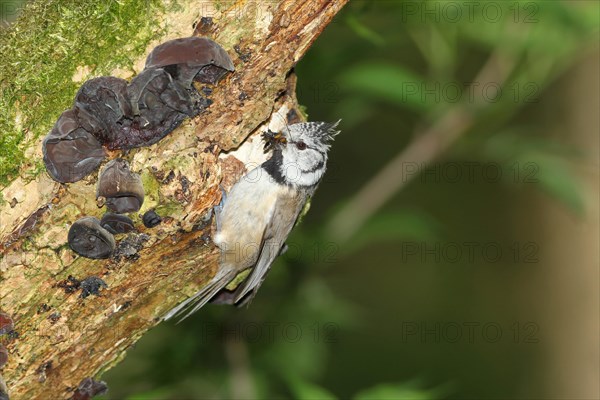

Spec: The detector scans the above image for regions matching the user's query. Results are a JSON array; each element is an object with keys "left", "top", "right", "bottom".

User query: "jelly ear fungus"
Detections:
[
  {"left": 128, "top": 68, "right": 197, "bottom": 117},
  {"left": 43, "top": 36, "right": 234, "bottom": 182},
  {"left": 41, "top": 36, "right": 235, "bottom": 264},
  {"left": 116, "top": 68, "right": 208, "bottom": 149},
  {"left": 74, "top": 76, "right": 133, "bottom": 141},
  {"left": 145, "top": 37, "right": 235, "bottom": 87},
  {"left": 68, "top": 217, "right": 116, "bottom": 259},
  {"left": 100, "top": 213, "right": 135, "bottom": 234},
  {"left": 42, "top": 109, "right": 106, "bottom": 183},
  {"left": 142, "top": 210, "right": 162, "bottom": 228},
  {"left": 97, "top": 159, "right": 145, "bottom": 214}
]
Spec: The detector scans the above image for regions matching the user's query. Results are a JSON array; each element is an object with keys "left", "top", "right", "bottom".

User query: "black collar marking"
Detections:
[{"left": 262, "top": 148, "right": 286, "bottom": 184}]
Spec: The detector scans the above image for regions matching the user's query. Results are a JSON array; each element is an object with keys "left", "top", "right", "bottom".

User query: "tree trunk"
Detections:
[{"left": 0, "top": 0, "right": 348, "bottom": 398}]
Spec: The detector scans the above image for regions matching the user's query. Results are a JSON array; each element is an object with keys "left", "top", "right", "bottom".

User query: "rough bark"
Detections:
[{"left": 0, "top": 0, "right": 348, "bottom": 398}]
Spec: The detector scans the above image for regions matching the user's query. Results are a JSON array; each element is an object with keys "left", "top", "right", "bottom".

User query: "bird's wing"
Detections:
[
  {"left": 163, "top": 176, "right": 281, "bottom": 321},
  {"left": 233, "top": 190, "right": 309, "bottom": 303}
]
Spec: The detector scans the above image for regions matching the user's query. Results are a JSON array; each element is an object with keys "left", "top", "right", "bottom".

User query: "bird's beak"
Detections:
[{"left": 262, "top": 130, "right": 287, "bottom": 152}]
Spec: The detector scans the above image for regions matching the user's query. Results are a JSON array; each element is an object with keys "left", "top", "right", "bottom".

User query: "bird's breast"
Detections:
[{"left": 214, "top": 167, "right": 297, "bottom": 269}]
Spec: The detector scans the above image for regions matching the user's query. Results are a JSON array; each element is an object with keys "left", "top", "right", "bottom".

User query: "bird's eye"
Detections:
[{"left": 296, "top": 141, "right": 307, "bottom": 150}]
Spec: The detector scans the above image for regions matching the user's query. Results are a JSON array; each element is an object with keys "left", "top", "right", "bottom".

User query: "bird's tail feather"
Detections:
[{"left": 162, "top": 268, "right": 235, "bottom": 322}]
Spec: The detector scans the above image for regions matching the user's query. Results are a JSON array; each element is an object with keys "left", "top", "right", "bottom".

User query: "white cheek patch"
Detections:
[
  {"left": 294, "top": 168, "right": 326, "bottom": 187},
  {"left": 282, "top": 147, "right": 322, "bottom": 171},
  {"left": 281, "top": 162, "right": 301, "bottom": 183},
  {"left": 279, "top": 159, "right": 326, "bottom": 187},
  {"left": 300, "top": 150, "right": 322, "bottom": 170}
]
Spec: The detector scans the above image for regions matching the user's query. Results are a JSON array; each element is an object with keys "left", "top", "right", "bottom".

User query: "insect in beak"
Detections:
[{"left": 262, "top": 130, "right": 287, "bottom": 152}]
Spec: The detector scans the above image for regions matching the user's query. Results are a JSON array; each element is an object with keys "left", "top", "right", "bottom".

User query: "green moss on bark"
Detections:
[{"left": 0, "top": 0, "right": 168, "bottom": 187}]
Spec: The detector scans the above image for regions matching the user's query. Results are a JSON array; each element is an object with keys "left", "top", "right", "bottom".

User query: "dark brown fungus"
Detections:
[
  {"left": 73, "top": 76, "right": 132, "bottom": 140},
  {"left": 68, "top": 217, "right": 115, "bottom": 259},
  {"left": 142, "top": 210, "right": 162, "bottom": 228},
  {"left": 110, "top": 68, "right": 208, "bottom": 149},
  {"left": 71, "top": 377, "right": 108, "bottom": 400},
  {"left": 97, "top": 159, "right": 144, "bottom": 213},
  {"left": 0, "top": 313, "right": 13, "bottom": 336},
  {"left": 129, "top": 68, "right": 197, "bottom": 116},
  {"left": 42, "top": 109, "right": 106, "bottom": 183},
  {"left": 86, "top": 68, "right": 210, "bottom": 150},
  {"left": 79, "top": 277, "right": 108, "bottom": 299},
  {"left": 145, "top": 37, "right": 234, "bottom": 87},
  {"left": 113, "top": 233, "right": 150, "bottom": 260},
  {"left": 100, "top": 213, "right": 135, "bottom": 234},
  {"left": 71, "top": 76, "right": 128, "bottom": 149}
]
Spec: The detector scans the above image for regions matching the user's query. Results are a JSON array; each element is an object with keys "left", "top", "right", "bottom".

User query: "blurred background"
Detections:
[{"left": 3, "top": 1, "right": 599, "bottom": 399}]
